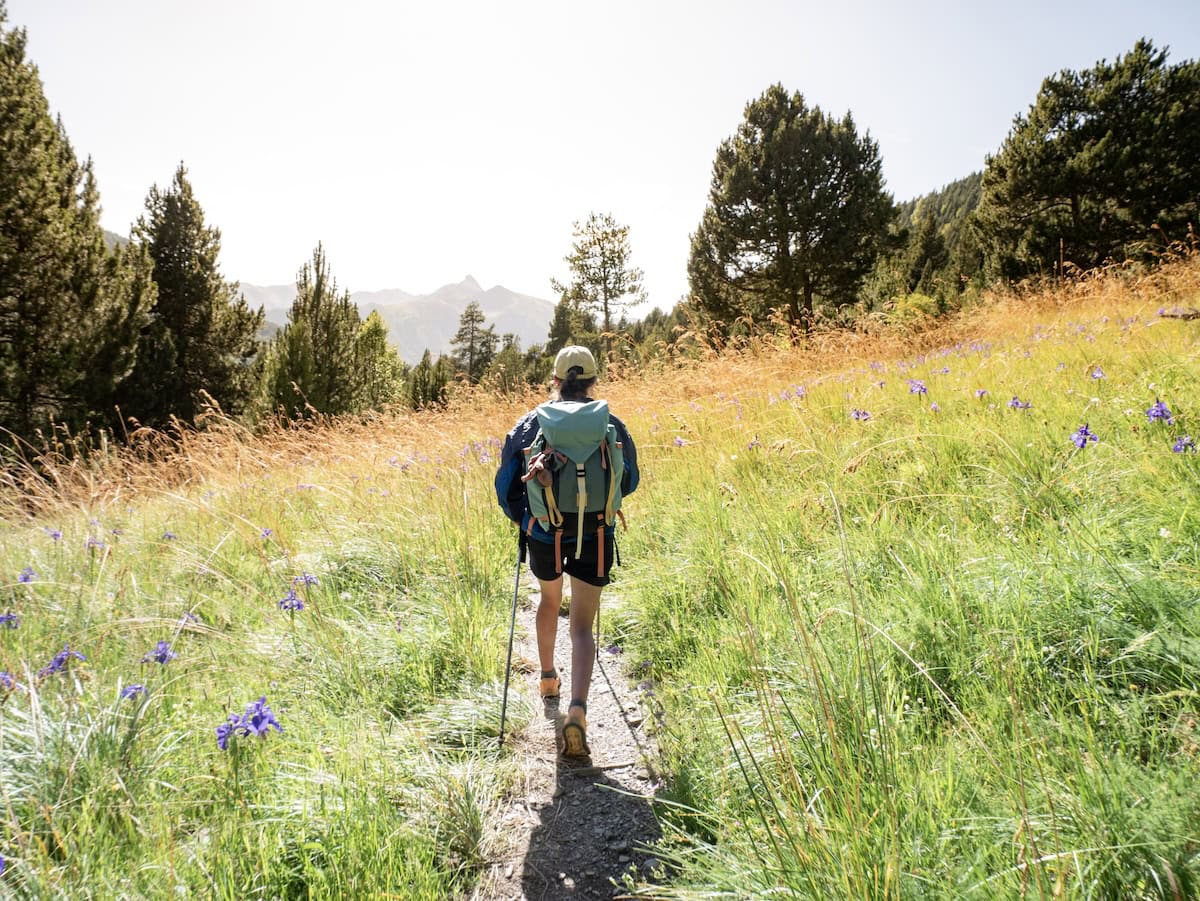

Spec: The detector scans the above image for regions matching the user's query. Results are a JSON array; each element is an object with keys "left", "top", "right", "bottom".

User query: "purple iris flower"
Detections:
[
  {"left": 216, "top": 696, "right": 284, "bottom": 750},
  {"left": 1, "top": 672, "right": 15, "bottom": 691},
  {"left": 0, "top": 613, "right": 20, "bottom": 629},
  {"left": 1146, "top": 399, "right": 1174, "bottom": 425},
  {"left": 1091, "top": 366, "right": 1105, "bottom": 380},
  {"left": 975, "top": 389, "right": 989, "bottom": 399},
  {"left": 121, "top": 684, "right": 146, "bottom": 700},
  {"left": 17, "top": 566, "right": 35, "bottom": 583},
  {"left": 1008, "top": 397, "right": 1032, "bottom": 410},
  {"left": 142, "top": 640, "right": 176, "bottom": 665},
  {"left": 292, "top": 573, "right": 319, "bottom": 587},
  {"left": 278, "top": 590, "right": 304, "bottom": 611},
  {"left": 1173, "top": 435, "right": 1195, "bottom": 453},
  {"left": 851, "top": 409, "right": 871, "bottom": 421},
  {"left": 1070, "top": 424, "right": 1098, "bottom": 449},
  {"left": 908, "top": 379, "right": 928, "bottom": 395},
  {"left": 38, "top": 644, "right": 86, "bottom": 678}
]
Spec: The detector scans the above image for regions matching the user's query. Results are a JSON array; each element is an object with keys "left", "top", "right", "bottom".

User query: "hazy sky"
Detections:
[{"left": 7, "top": 0, "right": 1199, "bottom": 312}]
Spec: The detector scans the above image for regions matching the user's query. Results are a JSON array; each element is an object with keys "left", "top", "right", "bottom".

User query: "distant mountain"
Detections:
[
  {"left": 103, "top": 229, "right": 129, "bottom": 250},
  {"left": 239, "top": 276, "right": 554, "bottom": 364}
]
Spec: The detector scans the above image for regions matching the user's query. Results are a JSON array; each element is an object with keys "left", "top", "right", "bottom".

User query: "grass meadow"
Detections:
[{"left": 1, "top": 259, "right": 1198, "bottom": 898}]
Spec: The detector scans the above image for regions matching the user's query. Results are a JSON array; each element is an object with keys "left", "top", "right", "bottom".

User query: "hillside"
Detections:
[
  {"left": 1, "top": 258, "right": 1198, "bottom": 897},
  {"left": 240, "top": 276, "right": 555, "bottom": 363}
]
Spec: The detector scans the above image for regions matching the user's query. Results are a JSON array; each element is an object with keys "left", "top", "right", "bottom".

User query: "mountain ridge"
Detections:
[{"left": 240, "top": 276, "right": 554, "bottom": 364}]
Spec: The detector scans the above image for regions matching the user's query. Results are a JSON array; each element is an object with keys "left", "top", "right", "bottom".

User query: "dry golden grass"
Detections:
[{"left": 3, "top": 255, "right": 1197, "bottom": 520}]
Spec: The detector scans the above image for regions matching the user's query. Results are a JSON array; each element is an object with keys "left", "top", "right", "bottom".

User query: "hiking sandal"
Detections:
[{"left": 562, "top": 701, "right": 590, "bottom": 758}]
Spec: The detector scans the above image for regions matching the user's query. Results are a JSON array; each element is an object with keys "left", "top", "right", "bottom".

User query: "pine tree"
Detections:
[
  {"left": 0, "top": 7, "right": 154, "bottom": 440},
  {"left": 551, "top": 213, "right": 644, "bottom": 355},
  {"left": 449, "top": 300, "right": 498, "bottom": 384},
  {"left": 687, "top": 84, "right": 894, "bottom": 332},
  {"left": 257, "top": 244, "right": 362, "bottom": 418},
  {"left": 118, "top": 164, "right": 263, "bottom": 428},
  {"left": 975, "top": 40, "right": 1200, "bottom": 279},
  {"left": 407, "top": 349, "right": 452, "bottom": 409},
  {"left": 355, "top": 311, "right": 406, "bottom": 409},
  {"left": 545, "top": 293, "right": 600, "bottom": 358}
]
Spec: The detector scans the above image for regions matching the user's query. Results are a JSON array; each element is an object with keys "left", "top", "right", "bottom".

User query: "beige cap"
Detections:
[{"left": 553, "top": 345, "right": 598, "bottom": 380}]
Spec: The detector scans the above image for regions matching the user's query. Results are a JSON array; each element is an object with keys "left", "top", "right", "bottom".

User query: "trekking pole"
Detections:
[{"left": 498, "top": 532, "right": 527, "bottom": 748}]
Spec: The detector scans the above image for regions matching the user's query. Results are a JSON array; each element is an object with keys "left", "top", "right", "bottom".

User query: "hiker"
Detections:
[{"left": 495, "top": 345, "right": 639, "bottom": 757}]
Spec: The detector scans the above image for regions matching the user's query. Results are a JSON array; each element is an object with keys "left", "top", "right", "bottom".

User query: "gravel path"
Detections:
[{"left": 472, "top": 573, "right": 664, "bottom": 900}]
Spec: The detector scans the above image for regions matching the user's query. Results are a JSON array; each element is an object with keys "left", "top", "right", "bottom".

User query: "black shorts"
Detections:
[{"left": 527, "top": 532, "right": 615, "bottom": 587}]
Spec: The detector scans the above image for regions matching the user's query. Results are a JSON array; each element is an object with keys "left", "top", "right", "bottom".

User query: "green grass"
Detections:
[
  {"left": 610, "top": 307, "right": 1200, "bottom": 898},
  {"left": 1, "top": 281, "right": 1199, "bottom": 897}
]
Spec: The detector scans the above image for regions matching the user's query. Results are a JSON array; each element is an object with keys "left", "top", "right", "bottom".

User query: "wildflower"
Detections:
[
  {"left": 1, "top": 672, "right": 15, "bottom": 691},
  {"left": 241, "top": 696, "right": 283, "bottom": 738},
  {"left": 673, "top": 436, "right": 687, "bottom": 447},
  {"left": 1056, "top": 362, "right": 1067, "bottom": 371},
  {"left": 748, "top": 435, "right": 762, "bottom": 450},
  {"left": 935, "top": 366, "right": 950, "bottom": 374},
  {"left": 216, "top": 696, "right": 283, "bottom": 750},
  {"left": 1173, "top": 435, "right": 1196, "bottom": 453},
  {"left": 17, "top": 566, "right": 35, "bottom": 583},
  {"left": 851, "top": 409, "right": 871, "bottom": 421},
  {"left": 142, "top": 640, "right": 177, "bottom": 665},
  {"left": 38, "top": 644, "right": 86, "bottom": 678},
  {"left": 278, "top": 590, "right": 304, "bottom": 611},
  {"left": 1091, "top": 366, "right": 1105, "bottom": 380},
  {"left": 260, "top": 527, "right": 273, "bottom": 539},
  {"left": 179, "top": 611, "right": 200, "bottom": 624},
  {"left": 162, "top": 531, "right": 177, "bottom": 541},
  {"left": 121, "top": 684, "right": 146, "bottom": 700},
  {"left": 908, "top": 379, "right": 928, "bottom": 395},
  {"left": 45, "top": 527, "right": 62, "bottom": 540},
  {"left": 85, "top": 536, "right": 105, "bottom": 550},
  {"left": 292, "top": 572, "right": 318, "bottom": 586},
  {"left": 1070, "top": 424, "right": 1098, "bottom": 449},
  {"left": 215, "top": 714, "right": 241, "bottom": 751},
  {"left": 604, "top": 644, "right": 624, "bottom": 655},
  {"left": 1008, "top": 397, "right": 1032, "bottom": 410},
  {"left": 1146, "top": 399, "right": 1174, "bottom": 425},
  {"left": 930, "top": 402, "right": 940, "bottom": 413},
  {"left": 975, "top": 389, "right": 989, "bottom": 399},
  {"left": 0, "top": 613, "right": 20, "bottom": 629}
]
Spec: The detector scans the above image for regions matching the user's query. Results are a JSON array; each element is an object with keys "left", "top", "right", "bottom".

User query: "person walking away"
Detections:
[{"left": 494, "top": 346, "right": 639, "bottom": 756}]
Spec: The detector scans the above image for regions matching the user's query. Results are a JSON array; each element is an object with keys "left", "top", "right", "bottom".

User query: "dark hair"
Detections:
[{"left": 554, "top": 371, "right": 597, "bottom": 402}]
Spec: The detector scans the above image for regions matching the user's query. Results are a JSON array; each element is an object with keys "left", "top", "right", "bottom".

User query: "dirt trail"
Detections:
[{"left": 472, "top": 573, "right": 664, "bottom": 900}]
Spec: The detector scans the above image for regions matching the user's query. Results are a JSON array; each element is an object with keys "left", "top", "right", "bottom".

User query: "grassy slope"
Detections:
[{"left": 1, "top": 260, "right": 1198, "bottom": 898}]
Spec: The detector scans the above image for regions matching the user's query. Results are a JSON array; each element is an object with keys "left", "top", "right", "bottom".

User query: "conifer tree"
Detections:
[
  {"left": 545, "top": 294, "right": 600, "bottom": 358},
  {"left": 0, "top": 6, "right": 154, "bottom": 440},
  {"left": 975, "top": 40, "right": 1200, "bottom": 279},
  {"left": 355, "top": 311, "right": 406, "bottom": 409},
  {"left": 551, "top": 213, "right": 644, "bottom": 355},
  {"left": 118, "top": 164, "right": 263, "bottom": 427},
  {"left": 406, "top": 349, "right": 452, "bottom": 409},
  {"left": 688, "top": 84, "right": 893, "bottom": 331},
  {"left": 449, "top": 300, "right": 498, "bottom": 384},
  {"left": 256, "top": 245, "right": 404, "bottom": 418}
]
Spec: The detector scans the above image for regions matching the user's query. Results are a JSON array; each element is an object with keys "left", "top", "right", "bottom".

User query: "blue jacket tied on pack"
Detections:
[{"left": 495, "top": 406, "right": 639, "bottom": 543}]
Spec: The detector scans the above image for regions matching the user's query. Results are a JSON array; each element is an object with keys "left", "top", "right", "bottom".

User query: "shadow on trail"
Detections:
[{"left": 521, "top": 658, "right": 663, "bottom": 900}]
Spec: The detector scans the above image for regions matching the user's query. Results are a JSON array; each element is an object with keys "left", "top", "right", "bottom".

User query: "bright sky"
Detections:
[{"left": 8, "top": 0, "right": 1199, "bottom": 313}]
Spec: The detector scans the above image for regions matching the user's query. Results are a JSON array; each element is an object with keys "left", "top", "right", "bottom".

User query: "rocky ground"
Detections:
[{"left": 471, "top": 573, "right": 665, "bottom": 900}]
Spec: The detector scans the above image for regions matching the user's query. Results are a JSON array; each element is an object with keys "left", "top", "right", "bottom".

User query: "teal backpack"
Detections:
[{"left": 521, "top": 399, "right": 625, "bottom": 573}]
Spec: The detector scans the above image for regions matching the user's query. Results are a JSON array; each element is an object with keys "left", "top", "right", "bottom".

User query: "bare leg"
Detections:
[
  {"left": 536, "top": 576, "right": 563, "bottom": 675},
  {"left": 566, "top": 576, "right": 603, "bottom": 705}
]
